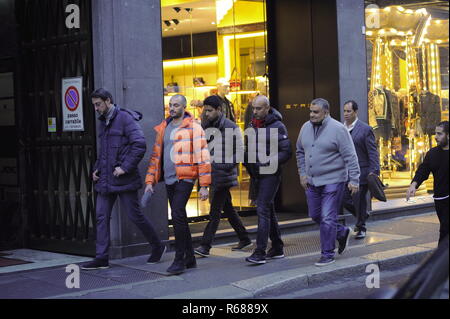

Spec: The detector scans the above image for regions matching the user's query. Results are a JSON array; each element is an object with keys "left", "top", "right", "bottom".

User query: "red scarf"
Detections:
[{"left": 252, "top": 118, "right": 265, "bottom": 128}]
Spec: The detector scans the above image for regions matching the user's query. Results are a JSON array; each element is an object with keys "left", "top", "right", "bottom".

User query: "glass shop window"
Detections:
[
  {"left": 365, "top": 3, "right": 449, "bottom": 207},
  {"left": 160, "top": 0, "right": 269, "bottom": 219}
]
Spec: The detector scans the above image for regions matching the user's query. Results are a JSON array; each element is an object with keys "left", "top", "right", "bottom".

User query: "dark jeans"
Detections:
[
  {"left": 306, "top": 182, "right": 348, "bottom": 259},
  {"left": 166, "top": 181, "right": 195, "bottom": 261},
  {"left": 96, "top": 191, "right": 162, "bottom": 260},
  {"left": 342, "top": 184, "right": 370, "bottom": 232},
  {"left": 201, "top": 187, "right": 249, "bottom": 249},
  {"left": 435, "top": 198, "right": 449, "bottom": 246},
  {"left": 255, "top": 174, "right": 284, "bottom": 255}
]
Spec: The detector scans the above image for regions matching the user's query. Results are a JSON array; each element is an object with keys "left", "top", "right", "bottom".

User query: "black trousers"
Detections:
[
  {"left": 435, "top": 198, "right": 449, "bottom": 246},
  {"left": 200, "top": 187, "right": 249, "bottom": 249},
  {"left": 342, "top": 184, "right": 370, "bottom": 232},
  {"left": 166, "top": 181, "right": 194, "bottom": 261}
]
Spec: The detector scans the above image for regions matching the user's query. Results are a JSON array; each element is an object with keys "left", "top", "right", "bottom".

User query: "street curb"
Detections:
[
  {"left": 157, "top": 246, "right": 435, "bottom": 299},
  {"left": 239, "top": 248, "right": 434, "bottom": 298}
]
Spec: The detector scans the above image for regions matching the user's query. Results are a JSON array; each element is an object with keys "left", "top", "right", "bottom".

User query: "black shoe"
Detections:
[
  {"left": 80, "top": 258, "right": 109, "bottom": 270},
  {"left": 166, "top": 260, "right": 186, "bottom": 275},
  {"left": 245, "top": 251, "right": 266, "bottom": 264},
  {"left": 147, "top": 244, "right": 167, "bottom": 264},
  {"left": 338, "top": 227, "right": 352, "bottom": 255},
  {"left": 194, "top": 246, "right": 210, "bottom": 257},
  {"left": 231, "top": 239, "right": 252, "bottom": 251},
  {"left": 315, "top": 256, "right": 335, "bottom": 267},
  {"left": 266, "top": 247, "right": 285, "bottom": 259},
  {"left": 185, "top": 256, "right": 197, "bottom": 269},
  {"left": 355, "top": 230, "right": 366, "bottom": 240}
]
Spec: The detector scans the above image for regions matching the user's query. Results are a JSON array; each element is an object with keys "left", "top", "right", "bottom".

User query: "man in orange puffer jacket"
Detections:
[{"left": 145, "top": 94, "right": 211, "bottom": 275}]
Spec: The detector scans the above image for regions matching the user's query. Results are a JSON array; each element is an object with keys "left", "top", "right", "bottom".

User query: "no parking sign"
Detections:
[{"left": 62, "top": 77, "right": 85, "bottom": 131}]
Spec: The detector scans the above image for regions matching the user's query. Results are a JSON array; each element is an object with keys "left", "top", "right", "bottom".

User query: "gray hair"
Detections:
[
  {"left": 311, "top": 98, "right": 330, "bottom": 111},
  {"left": 171, "top": 94, "right": 187, "bottom": 106}
]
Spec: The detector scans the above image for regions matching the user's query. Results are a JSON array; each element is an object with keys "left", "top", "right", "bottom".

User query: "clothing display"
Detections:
[{"left": 419, "top": 91, "right": 442, "bottom": 135}]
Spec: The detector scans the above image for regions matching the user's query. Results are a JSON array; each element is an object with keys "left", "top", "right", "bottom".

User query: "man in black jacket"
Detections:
[
  {"left": 407, "top": 121, "right": 449, "bottom": 245},
  {"left": 194, "top": 96, "right": 251, "bottom": 257},
  {"left": 244, "top": 95, "right": 292, "bottom": 264}
]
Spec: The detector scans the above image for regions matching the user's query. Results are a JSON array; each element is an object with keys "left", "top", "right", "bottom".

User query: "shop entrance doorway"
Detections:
[{"left": 14, "top": 0, "right": 96, "bottom": 256}]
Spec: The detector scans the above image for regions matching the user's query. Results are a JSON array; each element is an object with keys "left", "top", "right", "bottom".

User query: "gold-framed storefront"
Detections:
[
  {"left": 365, "top": 3, "right": 449, "bottom": 206},
  {"left": 160, "top": 0, "right": 269, "bottom": 219}
]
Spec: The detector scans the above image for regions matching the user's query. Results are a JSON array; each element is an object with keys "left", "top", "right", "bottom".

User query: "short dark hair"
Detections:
[
  {"left": 203, "top": 95, "right": 223, "bottom": 110},
  {"left": 437, "top": 121, "right": 449, "bottom": 135},
  {"left": 344, "top": 100, "right": 359, "bottom": 112},
  {"left": 91, "top": 88, "right": 114, "bottom": 104}
]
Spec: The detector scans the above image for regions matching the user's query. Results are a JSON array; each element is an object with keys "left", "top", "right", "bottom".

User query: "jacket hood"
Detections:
[
  {"left": 121, "top": 107, "right": 143, "bottom": 121},
  {"left": 264, "top": 107, "right": 283, "bottom": 125},
  {"left": 203, "top": 113, "right": 225, "bottom": 130}
]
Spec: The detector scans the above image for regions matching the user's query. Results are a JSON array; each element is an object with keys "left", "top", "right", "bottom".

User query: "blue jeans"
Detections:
[
  {"left": 306, "top": 182, "right": 348, "bottom": 259},
  {"left": 255, "top": 174, "right": 284, "bottom": 255},
  {"left": 95, "top": 191, "right": 162, "bottom": 260}
]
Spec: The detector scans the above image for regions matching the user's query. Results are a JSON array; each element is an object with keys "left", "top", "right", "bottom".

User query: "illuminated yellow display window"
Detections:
[
  {"left": 161, "top": 0, "right": 269, "bottom": 219},
  {"left": 365, "top": 3, "right": 448, "bottom": 202}
]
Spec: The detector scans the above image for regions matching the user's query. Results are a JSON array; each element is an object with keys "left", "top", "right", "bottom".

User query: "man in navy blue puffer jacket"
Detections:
[
  {"left": 244, "top": 95, "right": 292, "bottom": 265},
  {"left": 81, "top": 89, "right": 165, "bottom": 270}
]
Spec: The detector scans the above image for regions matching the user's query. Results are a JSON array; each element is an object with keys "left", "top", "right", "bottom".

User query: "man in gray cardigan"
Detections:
[{"left": 296, "top": 98, "right": 360, "bottom": 267}]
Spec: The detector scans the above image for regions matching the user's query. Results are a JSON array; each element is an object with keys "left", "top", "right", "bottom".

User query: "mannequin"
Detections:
[
  {"left": 216, "top": 78, "right": 236, "bottom": 123},
  {"left": 190, "top": 78, "right": 236, "bottom": 123}
]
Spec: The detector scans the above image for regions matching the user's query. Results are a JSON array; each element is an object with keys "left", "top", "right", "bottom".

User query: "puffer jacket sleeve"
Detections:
[
  {"left": 120, "top": 113, "right": 147, "bottom": 174},
  {"left": 145, "top": 128, "right": 162, "bottom": 185},
  {"left": 276, "top": 122, "right": 292, "bottom": 166},
  {"left": 193, "top": 122, "right": 212, "bottom": 187}
]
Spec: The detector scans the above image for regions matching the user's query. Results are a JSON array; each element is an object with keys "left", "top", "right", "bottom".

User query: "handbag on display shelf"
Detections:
[{"left": 229, "top": 67, "right": 241, "bottom": 91}]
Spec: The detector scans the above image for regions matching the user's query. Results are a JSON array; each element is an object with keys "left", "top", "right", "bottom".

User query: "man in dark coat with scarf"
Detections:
[
  {"left": 81, "top": 89, "right": 165, "bottom": 270},
  {"left": 194, "top": 95, "right": 251, "bottom": 257},
  {"left": 244, "top": 95, "right": 292, "bottom": 264}
]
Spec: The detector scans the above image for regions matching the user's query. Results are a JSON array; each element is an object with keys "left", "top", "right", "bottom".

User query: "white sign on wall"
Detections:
[{"left": 62, "top": 77, "right": 85, "bottom": 132}]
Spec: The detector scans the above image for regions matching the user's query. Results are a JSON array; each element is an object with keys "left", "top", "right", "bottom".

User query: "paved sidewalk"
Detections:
[{"left": 0, "top": 212, "right": 440, "bottom": 299}]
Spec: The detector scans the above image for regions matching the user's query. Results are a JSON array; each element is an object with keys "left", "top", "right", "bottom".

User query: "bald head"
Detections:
[
  {"left": 253, "top": 95, "right": 270, "bottom": 108},
  {"left": 252, "top": 95, "right": 271, "bottom": 120}
]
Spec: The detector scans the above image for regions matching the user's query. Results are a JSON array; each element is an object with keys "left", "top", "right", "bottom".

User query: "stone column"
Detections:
[
  {"left": 336, "top": 0, "right": 369, "bottom": 123},
  {"left": 92, "top": 0, "right": 168, "bottom": 259}
]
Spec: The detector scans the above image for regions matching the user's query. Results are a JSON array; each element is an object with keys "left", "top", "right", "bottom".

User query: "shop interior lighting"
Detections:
[
  {"left": 216, "top": 0, "right": 234, "bottom": 25},
  {"left": 223, "top": 31, "right": 267, "bottom": 80},
  {"left": 163, "top": 56, "right": 218, "bottom": 68}
]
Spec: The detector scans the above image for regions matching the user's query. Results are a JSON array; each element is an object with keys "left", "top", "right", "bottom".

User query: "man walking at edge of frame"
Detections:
[{"left": 407, "top": 121, "right": 449, "bottom": 246}]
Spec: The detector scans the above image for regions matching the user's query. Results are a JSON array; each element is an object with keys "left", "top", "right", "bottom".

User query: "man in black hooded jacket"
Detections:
[
  {"left": 194, "top": 96, "right": 251, "bottom": 257},
  {"left": 244, "top": 95, "right": 292, "bottom": 264}
]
